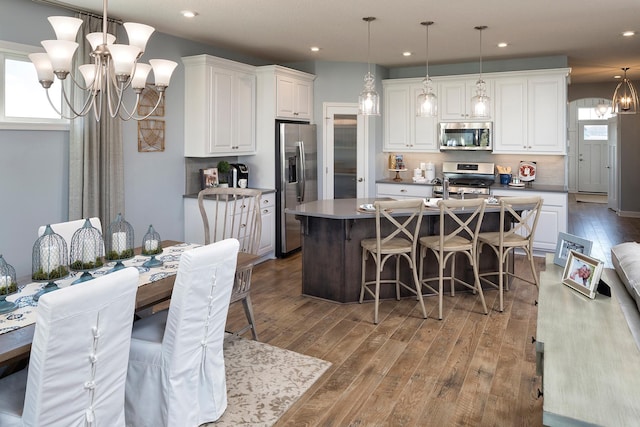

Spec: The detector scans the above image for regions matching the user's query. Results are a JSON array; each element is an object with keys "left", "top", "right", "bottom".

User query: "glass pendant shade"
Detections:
[
  {"left": 595, "top": 102, "right": 610, "bottom": 118},
  {"left": 359, "top": 17, "right": 380, "bottom": 116},
  {"left": 470, "top": 26, "right": 491, "bottom": 119},
  {"left": 359, "top": 72, "right": 380, "bottom": 116},
  {"left": 417, "top": 21, "right": 437, "bottom": 117},
  {"left": 612, "top": 68, "right": 639, "bottom": 114}
]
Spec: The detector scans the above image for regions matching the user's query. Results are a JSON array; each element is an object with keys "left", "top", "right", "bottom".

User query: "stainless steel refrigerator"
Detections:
[{"left": 276, "top": 121, "right": 317, "bottom": 257}]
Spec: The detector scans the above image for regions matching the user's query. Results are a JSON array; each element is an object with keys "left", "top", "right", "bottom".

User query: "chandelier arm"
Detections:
[
  {"left": 55, "top": 83, "right": 96, "bottom": 119},
  {"left": 119, "top": 92, "right": 165, "bottom": 121}
]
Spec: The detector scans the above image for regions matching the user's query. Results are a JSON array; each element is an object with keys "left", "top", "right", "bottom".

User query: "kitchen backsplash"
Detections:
[
  {"left": 381, "top": 151, "right": 566, "bottom": 186},
  {"left": 184, "top": 157, "right": 238, "bottom": 195}
]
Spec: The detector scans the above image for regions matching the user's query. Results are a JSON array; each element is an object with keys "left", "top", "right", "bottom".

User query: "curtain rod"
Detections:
[{"left": 32, "top": 0, "right": 123, "bottom": 24}]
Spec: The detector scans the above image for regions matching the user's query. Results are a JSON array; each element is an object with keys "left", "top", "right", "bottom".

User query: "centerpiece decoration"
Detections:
[
  {"left": 32, "top": 225, "right": 69, "bottom": 301},
  {"left": 69, "top": 219, "right": 104, "bottom": 284},
  {"left": 141, "top": 224, "right": 163, "bottom": 268},
  {"left": 105, "top": 213, "right": 135, "bottom": 272},
  {"left": 0, "top": 255, "right": 18, "bottom": 314}
]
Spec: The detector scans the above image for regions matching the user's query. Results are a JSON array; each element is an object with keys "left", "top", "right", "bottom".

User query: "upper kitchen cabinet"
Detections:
[
  {"left": 258, "top": 66, "right": 315, "bottom": 121},
  {"left": 183, "top": 55, "right": 257, "bottom": 157},
  {"left": 493, "top": 69, "right": 570, "bottom": 155},
  {"left": 438, "top": 78, "right": 494, "bottom": 121},
  {"left": 382, "top": 79, "right": 438, "bottom": 152}
]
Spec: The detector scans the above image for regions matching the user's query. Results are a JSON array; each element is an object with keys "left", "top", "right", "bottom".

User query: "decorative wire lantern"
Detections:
[
  {"left": 0, "top": 255, "right": 18, "bottom": 314},
  {"left": 105, "top": 213, "right": 135, "bottom": 272},
  {"left": 69, "top": 219, "right": 105, "bottom": 284},
  {"left": 32, "top": 224, "right": 69, "bottom": 301},
  {"left": 141, "top": 224, "right": 163, "bottom": 268}
]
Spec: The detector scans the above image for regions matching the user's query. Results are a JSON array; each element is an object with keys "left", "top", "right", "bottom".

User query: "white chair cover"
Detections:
[
  {"left": 38, "top": 217, "right": 105, "bottom": 253},
  {"left": 0, "top": 267, "right": 139, "bottom": 427},
  {"left": 125, "top": 238, "right": 239, "bottom": 427}
]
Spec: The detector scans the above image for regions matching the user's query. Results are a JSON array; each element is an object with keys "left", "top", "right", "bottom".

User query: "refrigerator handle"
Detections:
[{"left": 297, "top": 140, "right": 306, "bottom": 202}]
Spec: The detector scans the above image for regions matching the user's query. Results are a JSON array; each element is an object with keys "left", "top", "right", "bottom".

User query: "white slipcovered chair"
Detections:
[
  {"left": 124, "top": 238, "right": 239, "bottom": 427},
  {"left": 0, "top": 267, "right": 139, "bottom": 426},
  {"left": 38, "top": 217, "right": 104, "bottom": 250}
]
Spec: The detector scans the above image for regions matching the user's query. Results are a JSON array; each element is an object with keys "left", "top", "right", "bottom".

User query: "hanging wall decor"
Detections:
[{"left": 138, "top": 119, "right": 165, "bottom": 152}]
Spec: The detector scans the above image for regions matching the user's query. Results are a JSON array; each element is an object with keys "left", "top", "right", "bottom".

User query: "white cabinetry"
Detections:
[
  {"left": 183, "top": 55, "right": 256, "bottom": 157},
  {"left": 382, "top": 79, "right": 438, "bottom": 152},
  {"left": 183, "top": 192, "right": 276, "bottom": 261},
  {"left": 376, "top": 183, "right": 433, "bottom": 199},
  {"left": 276, "top": 71, "right": 314, "bottom": 120},
  {"left": 491, "top": 189, "right": 567, "bottom": 253},
  {"left": 438, "top": 78, "right": 494, "bottom": 121},
  {"left": 493, "top": 70, "right": 569, "bottom": 154}
]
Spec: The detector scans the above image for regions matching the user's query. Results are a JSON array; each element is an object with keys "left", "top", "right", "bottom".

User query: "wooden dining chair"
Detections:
[
  {"left": 0, "top": 267, "right": 139, "bottom": 427},
  {"left": 477, "top": 196, "right": 543, "bottom": 312},
  {"left": 197, "top": 187, "right": 262, "bottom": 340},
  {"left": 419, "top": 198, "right": 488, "bottom": 320},
  {"left": 125, "top": 239, "right": 239, "bottom": 426},
  {"left": 359, "top": 199, "right": 428, "bottom": 325}
]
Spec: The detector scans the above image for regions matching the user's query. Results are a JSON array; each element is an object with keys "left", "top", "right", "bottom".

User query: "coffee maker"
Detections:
[{"left": 229, "top": 163, "right": 249, "bottom": 187}]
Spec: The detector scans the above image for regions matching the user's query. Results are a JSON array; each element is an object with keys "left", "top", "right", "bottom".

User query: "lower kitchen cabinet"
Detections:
[
  {"left": 183, "top": 191, "right": 276, "bottom": 261},
  {"left": 376, "top": 182, "right": 433, "bottom": 199},
  {"left": 491, "top": 189, "right": 567, "bottom": 252}
]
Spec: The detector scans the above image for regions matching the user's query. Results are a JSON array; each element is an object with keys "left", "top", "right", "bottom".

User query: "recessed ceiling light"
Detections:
[
  {"left": 498, "top": 42, "right": 508, "bottom": 48},
  {"left": 181, "top": 10, "right": 198, "bottom": 18},
  {"left": 622, "top": 30, "right": 635, "bottom": 37},
  {"left": 614, "top": 75, "right": 622, "bottom": 79},
  {"left": 402, "top": 51, "right": 412, "bottom": 57},
  {"left": 310, "top": 46, "right": 320, "bottom": 52}
]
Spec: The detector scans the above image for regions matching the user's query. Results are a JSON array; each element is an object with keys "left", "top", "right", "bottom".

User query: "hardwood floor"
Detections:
[{"left": 225, "top": 195, "right": 640, "bottom": 426}]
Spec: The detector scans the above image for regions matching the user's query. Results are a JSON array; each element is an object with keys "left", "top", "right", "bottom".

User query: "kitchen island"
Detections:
[{"left": 287, "top": 198, "right": 510, "bottom": 303}]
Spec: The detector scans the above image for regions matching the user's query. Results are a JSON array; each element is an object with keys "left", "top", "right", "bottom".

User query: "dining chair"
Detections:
[
  {"left": 419, "top": 198, "right": 488, "bottom": 320},
  {"left": 198, "top": 187, "right": 262, "bottom": 340},
  {"left": 124, "top": 238, "right": 239, "bottom": 427},
  {"left": 38, "top": 217, "right": 104, "bottom": 251},
  {"left": 477, "top": 196, "right": 543, "bottom": 312},
  {"left": 359, "top": 199, "right": 428, "bottom": 325},
  {"left": 0, "top": 267, "right": 139, "bottom": 427}
]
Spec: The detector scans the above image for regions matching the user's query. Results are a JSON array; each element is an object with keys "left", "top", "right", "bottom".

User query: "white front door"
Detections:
[
  {"left": 578, "top": 121, "right": 608, "bottom": 193},
  {"left": 322, "top": 103, "right": 367, "bottom": 199}
]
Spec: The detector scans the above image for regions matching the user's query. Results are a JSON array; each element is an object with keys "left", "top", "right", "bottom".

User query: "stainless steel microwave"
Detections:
[{"left": 439, "top": 122, "right": 492, "bottom": 151}]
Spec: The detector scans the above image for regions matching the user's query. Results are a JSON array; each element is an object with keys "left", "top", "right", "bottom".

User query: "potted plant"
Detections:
[{"left": 217, "top": 161, "right": 230, "bottom": 187}]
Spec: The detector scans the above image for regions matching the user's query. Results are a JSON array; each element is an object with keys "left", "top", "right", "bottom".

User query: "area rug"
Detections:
[
  {"left": 205, "top": 335, "right": 332, "bottom": 426},
  {"left": 575, "top": 193, "right": 608, "bottom": 204}
]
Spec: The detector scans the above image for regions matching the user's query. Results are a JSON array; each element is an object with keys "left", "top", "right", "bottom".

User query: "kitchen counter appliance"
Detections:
[
  {"left": 433, "top": 161, "right": 495, "bottom": 196},
  {"left": 229, "top": 163, "right": 249, "bottom": 188},
  {"left": 439, "top": 122, "right": 492, "bottom": 151}
]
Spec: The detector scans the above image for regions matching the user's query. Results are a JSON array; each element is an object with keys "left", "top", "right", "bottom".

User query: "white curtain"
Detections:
[{"left": 68, "top": 13, "right": 124, "bottom": 230}]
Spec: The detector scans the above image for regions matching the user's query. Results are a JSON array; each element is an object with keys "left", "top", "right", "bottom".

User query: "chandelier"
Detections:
[
  {"left": 612, "top": 67, "right": 638, "bottom": 114},
  {"left": 29, "top": 0, "right": 177, "bottom": 121},
  {"left": 470, "top": 25, "right": 491, "bottom": 119},
  {"left": 416, "top": 21, "right": 437, "bottom": 117},
  {"left": 358, "top": 17, "right": 380, "bottom": 116}
]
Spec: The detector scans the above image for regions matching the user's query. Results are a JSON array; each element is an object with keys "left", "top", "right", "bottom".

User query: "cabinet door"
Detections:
[
  {"left": 439, "top": 80, "right": 468, "bottom": 120},
  {"left": 528, "top": 75, "right": 566, "bottom": 154},
  {"left": 494, "top": 77, "right": 528, "bottom": 153},
  {"left": 276, "top": 75, "right": 312, "bottom": 120},
  {"left": 234, "top": 71, "right": 257, "bottom": 153},
  {"left": 258, "top": 205, "right": 275, "bottom": 256},
  {"left": 411, "top": 85, "right": 438, "bottom": 151},
  {"left": 293, "top": 80, "right": 313, "bottom": 120},
  {"left": 376, "top": 183, "right": 432, "bottom": 199},
  {"left": 383, "top": 85, "right": 411, "bottom": 151},
  {"left": 209, "top": 67, "right": 234, "bottom": 153}
]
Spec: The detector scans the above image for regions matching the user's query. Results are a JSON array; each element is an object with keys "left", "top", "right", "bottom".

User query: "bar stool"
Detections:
[
  {"left": 477, "top": 196, "right": 543, "bottom": 312},
  {"left": 359, "top": 199, "right": 428, "bottom": 324},
  {"left": 419, "top": 198, "right": 488, "bottom": 320}
]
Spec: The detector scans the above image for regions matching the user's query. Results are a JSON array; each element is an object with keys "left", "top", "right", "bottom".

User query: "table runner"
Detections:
[{"left": 0, "top": 243, "right": 200, "bottom": 335}]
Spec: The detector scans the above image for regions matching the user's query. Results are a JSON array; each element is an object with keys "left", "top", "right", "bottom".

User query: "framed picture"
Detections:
[
  {"left": 200, "top": 168, "right": 218, "bottom": 189},
  {"left": 561, "top": 250, "right": 603, "bottom": 299},
  {"left": 553, "top": 232, "right": 593, "bottom": 267}
]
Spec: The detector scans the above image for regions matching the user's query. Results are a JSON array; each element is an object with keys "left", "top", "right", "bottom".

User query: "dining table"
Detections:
[{"left": 0, "top": 240, "right": 257, "bottom": 368}]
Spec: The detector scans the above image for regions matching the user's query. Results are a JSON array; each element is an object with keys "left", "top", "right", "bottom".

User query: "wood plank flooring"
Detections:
[{"left": 225, "top": 194, "right": 640, "bottom": 426}]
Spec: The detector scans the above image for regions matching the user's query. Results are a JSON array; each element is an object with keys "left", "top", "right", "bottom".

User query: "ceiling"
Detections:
[{"left": 43, "top": 0, "right": 640, "bottom": 84}]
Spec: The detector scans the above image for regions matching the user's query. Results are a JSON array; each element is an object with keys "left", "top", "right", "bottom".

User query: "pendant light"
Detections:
[
  {"left": 358, "top": 17, "right": 380, "bottom": 116},
  {"left": 470, "top": 25, "right": 491, "bottom": 119},
  {"left": 612, "top": 67, "right": 638, "bottom": 114},
  {"left": 594, "top": 99, "right": 610, "bottom": 118},
  {"left": 416, "top": 21, "right": 437, "bottom": 117}
]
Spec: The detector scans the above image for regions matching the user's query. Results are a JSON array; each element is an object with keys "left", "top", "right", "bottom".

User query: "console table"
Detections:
[{"left": 536, "top": 253, "right": 640, "bottom": 426}]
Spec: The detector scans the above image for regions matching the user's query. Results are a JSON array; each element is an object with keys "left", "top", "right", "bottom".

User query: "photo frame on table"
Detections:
[
  {"left": 553, "top": 232, "right": 593, "bottom": 267},
  {"left": 200, "top": 168, "right": 218, "bottom": 189},
  {"left": 561, "top": 250, "right": 603, "bottom": 299}
]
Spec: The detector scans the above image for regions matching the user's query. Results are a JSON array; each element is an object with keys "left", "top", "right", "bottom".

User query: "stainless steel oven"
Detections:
[
  {"left": 432, "top": 162, "right": 495, "bottom": 196},
  {"left": 439, "top": 122, "right": 492, "bottom": 151}
]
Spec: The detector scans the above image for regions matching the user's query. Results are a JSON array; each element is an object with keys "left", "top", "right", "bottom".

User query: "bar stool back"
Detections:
[{"left": 419, "top": 198, "right": 488, "bottom": 320}]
